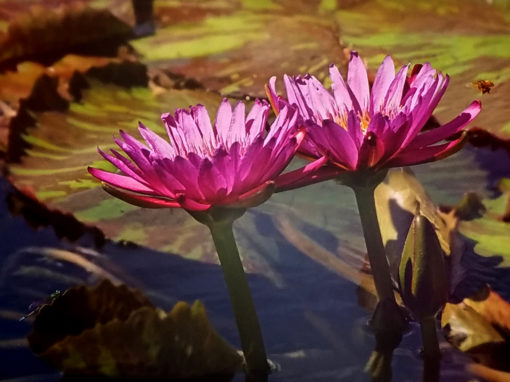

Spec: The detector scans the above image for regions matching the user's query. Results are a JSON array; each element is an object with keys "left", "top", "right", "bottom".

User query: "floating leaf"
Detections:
[
  {"left": 464, "top": 286, "right": 510, "bottom": 337},
  {"left": 27, "top": 280, "right": 242, "bottom": 378},
  {"left": 442, "top": 286, "right": 510, "bottom": 371},
  {"left": 334, "top": 0, "right": 510, "bottom": 143},
  {"left": 0, "top": 3, "right": 132, "bottom": 66},
  {"left": 441, "top": 301, "right": 505, "bottom": 361},
  {"left": 132, "top": 0, "right": 347, "bottom": 98},
  {"left": 457, "top": 179, "right": 510, "bottom": 267}
]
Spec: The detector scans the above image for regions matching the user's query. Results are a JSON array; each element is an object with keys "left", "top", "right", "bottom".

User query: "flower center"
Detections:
[
  {"left": 359, "top": 112, "right": 371, "bottom": 134},
  {"left": 332, "top": 111, "right": 371, "bottom": 134}
]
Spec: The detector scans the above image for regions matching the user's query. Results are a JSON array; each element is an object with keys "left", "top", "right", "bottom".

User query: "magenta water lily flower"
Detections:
[
  {"left": 267, "top": 52, "right": 481, "bottom": 188},
  {"left": 88, "top": 99, "right": 312, "bottom": 212}
]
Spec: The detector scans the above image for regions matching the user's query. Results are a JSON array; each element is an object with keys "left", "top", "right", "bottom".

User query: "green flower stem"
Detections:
[
  {"left": 352, "top": 185, "right": 396, "bottom": 303},
  {"left": 209, "top": 220, "right": 269, "bottom": 374},
  {"left": 420, "top": 315, "right": 440, "bottom": 361}
]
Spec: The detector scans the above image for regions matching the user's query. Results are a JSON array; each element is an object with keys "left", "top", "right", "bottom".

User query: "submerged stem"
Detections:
[
  {"left": 352, "top": 185, "right": 395, "bottom": 303},
  {"left": 420, "top": 315, "right": 441, "bottom": 361},
  {"left": 209, "top": 221, "right": 269, "bottom": 374}
]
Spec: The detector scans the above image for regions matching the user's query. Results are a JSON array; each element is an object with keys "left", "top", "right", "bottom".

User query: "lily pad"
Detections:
[
  {"left": 132, "top": 0, "right": 347, "bottom": 98},
  {"left": 27, "top": 280, "right": 242, "bottom": 378},
  {"left": 333, "top": 0, "right": 510, "bottom": 142},
  {"left": 457, "top": 179, "right": 510, "bottom": 268},
  {"left": 442, "top": 286, "right": 510, "bottom": 371},
  {"left": 0, "top": 3, "right": 132, "bottom": 66}
]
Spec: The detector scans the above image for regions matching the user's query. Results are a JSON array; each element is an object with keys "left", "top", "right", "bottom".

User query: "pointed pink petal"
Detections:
[
  {"left": 376, "top": 112, "right": 414, "bottom": 167},
  {"left": 398, "top": 75, "right": 443, "bottom": 148},
  {"left": 103, "top": 184, "right": 181, "bottom": 208},
  {"left": 329, "top": 64, "right": 353, "bottom": 112},
  {"left": 308, "top": 119, "right": 358, "bottom": 169},
  {"left": 283, "top": 74, "right": 313, "bottom": 120},
  {"left": 306, "top": 75, "right": 339, "bottom": 121},
  {"left": 138, "top": 122, "right": 174, "bottom": 158},
  {"left": 176, "top": 194, "right": 212, "bottom": 211},
  {"left": 211, "top": 147, "right": 236, "bottom": 194},
  {"left": 383, "top": 64, "right": 409, "bottom": 113},
  {"left": 262, "top": 129, "right": 305, "bottom": 183},
  {"left": 98, "top": 147, "right": 146, "bottom": 185},
  {"left": 214, "top": 98, "right": 233, "bottom": 146},
  {"left": 370, "top": 55, "right": 395, "bottom": 114},
  {"left": 88, "top": 167, "right": 155, "bottom": 194},
  {"left": 161, "top": 112, "right": 187, "bottom": 157},
  {"left": 347, "top": 51, "right": 370, "bottom": 112},
  {"left": 230, "top": 101, "right": 246, "bottom": 143},
  {"left": 265, "top": 76, "right": 281, "bottom": 114},
  {"left": 407, "top": 100, "right": 481, "bottom": 149},
  {"left": 246, "top": 99, "right": 270, "bottom": 142},
  {"left": 190, "top": 104, "right": 216, "bottom": 150},
  {"left": 164, "top": 156, "right": 203, "bottom": 200},
  {"left": 346, "top": 110, "right": 363, "bottom": 148},
  {"left": 356, "top": 114, "right": 387, "bottom": 169},
  {"left": 222, "top": 181, "right": 276, "bottom": 208},
  {"left": 237, "top": 136, "right": 265, "bottom": 185},
  {"left": 386, "top": 136, "right": 466, "bottom": 167},
  {"left": 275, "top": 158, "right": 343, "bottom": 192},
  {"left": 197, "top": 158, "right": 227, "bottom": 201}
]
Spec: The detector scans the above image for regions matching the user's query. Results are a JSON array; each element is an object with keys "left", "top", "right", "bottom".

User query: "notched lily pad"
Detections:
[
  {"left": 133, "top": 1, "right": 348, "bottom": 98},
  {"left": 441, "top": 286, "right": 510, "bottom": 371},
  {"left": 456, "top": 178, "right": 510, "bottom": 268},
  {"left": 28, "top": 279, "right": 242, "bottom": 378},
  {"left": 0, "top": 3, "right": 132, "bottom": 66}
]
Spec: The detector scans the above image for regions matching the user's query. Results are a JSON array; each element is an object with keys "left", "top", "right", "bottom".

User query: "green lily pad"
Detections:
[
  {"left": 457, "top": 179, "right": 510, "bottom": 267},
  {"left": 333, "top": 0, "right": 510, "bottom": 141},
  {"left": 132, "top": 0, "right": 347, "bottom": 98}
]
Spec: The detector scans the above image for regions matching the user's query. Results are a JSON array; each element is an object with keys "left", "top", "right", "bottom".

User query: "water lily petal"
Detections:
[
  {"left": 88, "top": 167, "right": 155, "bottom": 194},
  {"left": 329, "top": 64, "right": 353, "bottom": 113},
  {"left": 283, "top": 74, "right": 314, "bottom": 120},
  {"left": 357, "top": 114, "right": 387, "bottom": 169},
  {"left": 246, "top": 99, "right": 270, "bottom": 142},
  {"left": 176, "top": 194, "right": 212, "bottom": 211},
  {"left": 387, "top": 136, "right": 466, "bottom": 167},
  {"left": 275, "top": 158, "right": 343, "bottom": 192},
  {"left": 103, "top": 184, "right": 181, "bottom": 208},
  {"left": 371, "top": 55, "right": 395, "bottom": 114},
  {"left": 223, "top": 181, "right": 275, "bottom": 208},
  {"left": 407, "top": 100, "right": 481, "bottom": 149},
  {"left": 98, "top": 147, "right": 146, "bottom": 184},
  {"left": 347, "top": 51, "right": 370, "bottom": 112},
  {"left": 383, "top": 63, "right": 409, "bottom": 113},
  {"left": 308, "top": 119, "right": 358, "bottom": 169},
  {"left": 138, "top": 122, "right": 175, "bottom": 159},
  {"left": 214, "top": 98, "right": 233, "bottom": 147}
]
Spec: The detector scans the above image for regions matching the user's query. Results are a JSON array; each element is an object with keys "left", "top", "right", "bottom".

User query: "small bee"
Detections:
[
  {"left": 473, "top": 80, "right": 494, "bottom": 94},
  {"left": 19, "top": 290, "right": 61, "bottom": 321}
]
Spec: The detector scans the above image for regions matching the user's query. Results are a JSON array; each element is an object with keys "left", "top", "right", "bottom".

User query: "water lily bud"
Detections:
[{"left": 399, "top": 210, "right": 449, "bottom": 320}]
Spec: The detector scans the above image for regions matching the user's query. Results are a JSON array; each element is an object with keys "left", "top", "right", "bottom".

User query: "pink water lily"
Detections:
[
  {"left": 267, "top": 52, "right": 481, "bottom": 188},
  {"left": 88, "top": 99, "right": 316, "bottom": 211}
]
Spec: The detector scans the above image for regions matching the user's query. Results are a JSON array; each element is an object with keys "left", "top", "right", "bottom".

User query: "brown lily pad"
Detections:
[
  {"left": 0, "top": 3, "right": 132, "bottom": 67},
  {"left": 333, "top": 0, "right": 510, "bottom": 146},
  {"left": 28, "top": 280, "right": 242, "bottom": 378},
  {"left": 442, "top": 286, "right": 510, "bottom": 371},
  {"left": 132, "top": 0, "right": 348, "bottom": 98}
]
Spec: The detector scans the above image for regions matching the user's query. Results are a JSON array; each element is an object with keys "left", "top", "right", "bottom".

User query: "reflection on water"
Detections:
[{"left": 0, "top": 175, "right": 479, "bottom": 381}]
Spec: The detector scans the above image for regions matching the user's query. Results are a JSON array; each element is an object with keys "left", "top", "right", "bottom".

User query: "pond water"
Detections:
[{"left": 1, "top": 145, "right": 506, "bottom": 381}]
